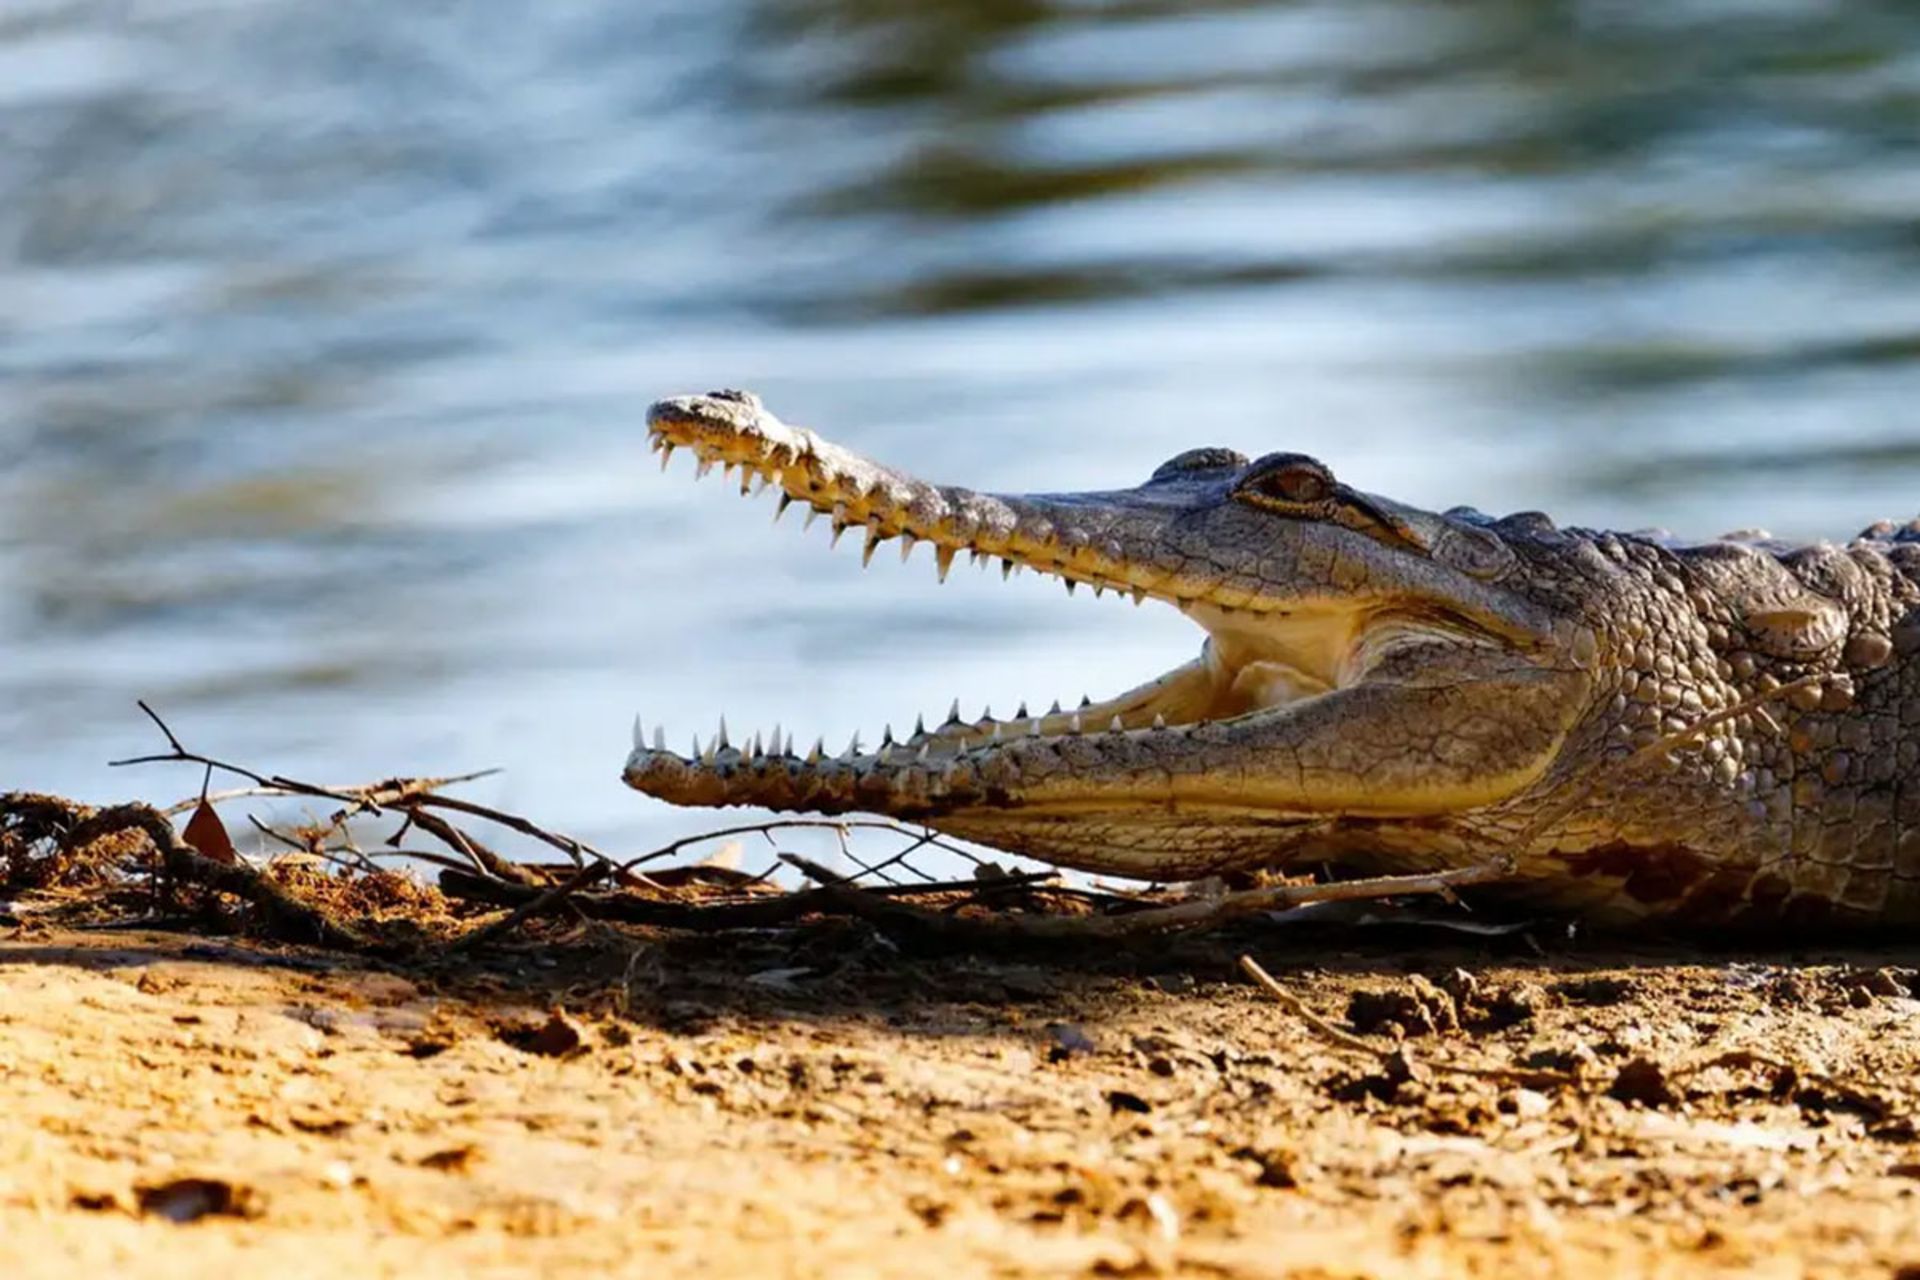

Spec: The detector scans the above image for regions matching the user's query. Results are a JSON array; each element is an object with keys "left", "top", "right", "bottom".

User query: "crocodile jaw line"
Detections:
[{"left": 622, "top": 391, "right": 1408, "bottom": 821}]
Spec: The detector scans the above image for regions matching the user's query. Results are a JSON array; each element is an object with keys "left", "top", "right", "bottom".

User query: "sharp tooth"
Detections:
[
  {"left": 748, "top": 732, "right": 762, "bottom": 758},
  {"left": 1092, "top": 584, "right": 1105, "bottom": 599},
  {"left": 1049, "top": 700, "right": 1063, "bottom": 715},
  {"left": 632, "top": 714, "right": 645, "bottom": 750},
  {"left": 990, "top": 722, "right": 1004, "bottom": 742},
  {"left": 1069, "top": 713, "right": 1082, "bottom": 734},
  {"left": 751, "top": 473, "right": 770, "bottom": 496},
  {"left": 690, "top": 734, "right": 701, "bottom": 759},
  {"left": 653, "top": 727, "right": 667, "bottom": 751},
  {"left": 913, "top": 713, "right": 927, "bottom": 739},
  {"left": 1064, "top": 579, "right": 1076, "bottom": 596},
  {"left": 701, "top": 737, "right": 718, "bottom": 766},
  {"left": 945, "top": 698, "right": 962, "bottom": 726},
  {"left": 716, "top": 716, "right": 731, "bottom": 751},
  {"left": 1028, "top": 719, "right": 1042, "bottom": 737},
  {"left": 969, "top": 549, "right": 985, "bottom": 567},
  {"left": 738, "top": 470, "right": 752, "bottom": 496},
  {"left": 977, "top": 705, "right": 992, "bottom": 724},
  {"left": 1001, "top": 559, "right": 1015, "bottom": 580},
  {"left": 833, "top": 502, "right": 849, "bottom": 525},
  {"left": 1080, "top": 694, "right": 1093, "bottom": 709},
  {"left": 899, "top": 533, "right": 917, "bottom": 563},
  {"left": 1015, "top": 701, "right": 1029, "bottom": 719},
  {"left": 917, "top": 743, "right": 930, "bottom": 761},
  {"left": 806, "top": 738, "right": 825, "bottom": 764},
  {"left": 843, "top": 732, "right": 862, "bottom": 760},
  {"left": 1152, "top": 713, "right": 1166, "bottom": 730},
  {"left": 935, "top": 545, "right": 956, "bottom": 583},
  {"left": 862, "top": 527, "right": 883, "bottom": 567},
  {"left": 775, "top": 493, "right": 795, "bottom": 523},
  {"left": 696, "top": 459, "right": 714, "bottom": 480},
  {"left": 881, "top": 723, "right": 895, "bottom": 747},
  {"left": 804, "top": 508, "right": 821, "bottom": 532},
  {"left": 658, "top": 445, "right": 676, "bottom": 472},
  {"left": 878, "top": 743, "right": 895, "bottom": 764},
  {"left": 830, "top": 523, "right": 849, "bottom": 549},
  {"left": 1131, "top": 589, "right": 1146, "bottom": 606},
  {"left": 1109, "top": 716, "right": 1124, "bottom": 733},
  {"left": 769, "top": 723, "right": 782, "bottom": 754}
]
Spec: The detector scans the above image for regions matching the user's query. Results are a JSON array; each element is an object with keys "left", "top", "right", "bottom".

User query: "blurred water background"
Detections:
[{"left": 4, "top": 0, "right": 1919, "bottom": 863}]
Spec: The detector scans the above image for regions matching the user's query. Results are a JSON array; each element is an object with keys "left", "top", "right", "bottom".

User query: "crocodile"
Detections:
[{"left": 625, "top": 390, "right": 1920, "bottom": 925}]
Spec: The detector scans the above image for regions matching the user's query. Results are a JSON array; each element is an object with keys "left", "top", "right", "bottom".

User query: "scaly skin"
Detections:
[{"left": 625, "top": 390, "right": 1920, "bottom": 925}]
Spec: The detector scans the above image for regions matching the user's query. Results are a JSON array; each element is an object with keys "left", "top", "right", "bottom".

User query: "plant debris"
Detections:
[{"left": 1, "top": 703, "right": 1538, "bottom": 961}]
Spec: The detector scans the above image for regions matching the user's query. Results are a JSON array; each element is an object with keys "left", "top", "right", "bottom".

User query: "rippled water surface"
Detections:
[{"left": 5, "top": 0, "right": 1919, "bottom": 856}]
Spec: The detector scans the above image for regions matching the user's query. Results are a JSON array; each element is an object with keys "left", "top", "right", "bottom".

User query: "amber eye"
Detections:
[{"left": 1237, "top": 454, "right": 1335, "bottom": 508}]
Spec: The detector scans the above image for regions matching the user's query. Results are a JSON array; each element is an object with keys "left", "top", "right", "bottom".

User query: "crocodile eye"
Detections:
[
  {"left": 1150, "top": 447, "right": 1249, "bottom": 483},
  {"left": 1237, "top": 454, "right": 1335, "bottom": 508}
]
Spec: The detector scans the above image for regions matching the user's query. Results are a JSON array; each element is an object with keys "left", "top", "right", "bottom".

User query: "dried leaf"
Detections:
[{"left": 182, "top": 800, "right": 238, "bottom": 866}]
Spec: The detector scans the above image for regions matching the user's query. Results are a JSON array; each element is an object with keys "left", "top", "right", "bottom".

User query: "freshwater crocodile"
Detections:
[{"left": 625, "top": 390, "right": 1920, "bottom": 925}]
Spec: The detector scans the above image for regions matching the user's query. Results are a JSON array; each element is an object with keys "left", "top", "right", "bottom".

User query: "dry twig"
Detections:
[{"left": 71, "top": 800, "right": 368, "bottom": 948}]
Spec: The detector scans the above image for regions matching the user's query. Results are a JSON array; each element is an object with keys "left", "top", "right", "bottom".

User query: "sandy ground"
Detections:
[{"left": 3, "top": 920, "right": 1919, "bottom": 1279}]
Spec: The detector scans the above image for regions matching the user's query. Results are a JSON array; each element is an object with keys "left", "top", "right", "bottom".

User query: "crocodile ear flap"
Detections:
[{"left": 1432, "top": 520, "right": 1516, "bottom": 581}]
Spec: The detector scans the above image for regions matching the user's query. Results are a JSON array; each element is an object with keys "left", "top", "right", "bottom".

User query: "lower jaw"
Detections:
[
  {"left": 622, "top": 746, "right": 1328, "bottom": 879},
  {"left": 622, "top": 648, "right": 1322, "bottom": 805}
]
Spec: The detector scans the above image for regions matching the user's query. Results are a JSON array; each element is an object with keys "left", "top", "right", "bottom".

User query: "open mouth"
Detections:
[
  {"left": 621, "top": 391, "right": 1379, "bottom": 772},
  {"left": 620, "top": 390, "right": 1471, "bottom": 821}
]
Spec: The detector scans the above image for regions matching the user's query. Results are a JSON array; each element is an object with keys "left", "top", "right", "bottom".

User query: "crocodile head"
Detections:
[{"left": 625, "top": 390, "right": 1597, "bottom": 879}]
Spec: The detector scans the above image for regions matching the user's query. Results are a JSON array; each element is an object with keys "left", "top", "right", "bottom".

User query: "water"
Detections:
[{"left": 4, "top": 0, "right": 1919, "bottom": 865}]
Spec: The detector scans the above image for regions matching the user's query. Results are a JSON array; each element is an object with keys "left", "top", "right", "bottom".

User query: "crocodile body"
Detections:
[{"left": 626, "top": 391, "right": 1920, "bottom": 925}]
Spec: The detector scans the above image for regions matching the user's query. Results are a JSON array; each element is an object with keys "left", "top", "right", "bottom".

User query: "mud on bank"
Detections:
[{"left": 3, "top": 917, "right": 1918, "bottom": 1279}]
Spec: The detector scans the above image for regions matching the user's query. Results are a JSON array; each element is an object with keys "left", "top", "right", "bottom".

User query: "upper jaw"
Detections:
[
  {"left": 647, "top": 390, "right": 1283, "bottom": 613},
  {"left": 643, "top": 391, "right": 1550, "bottom": 632}
]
